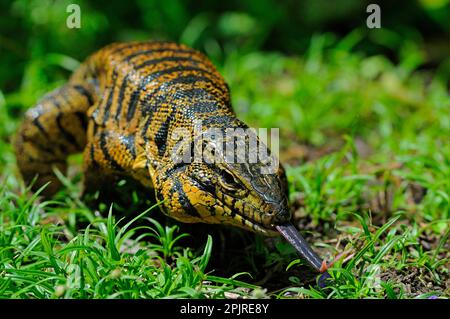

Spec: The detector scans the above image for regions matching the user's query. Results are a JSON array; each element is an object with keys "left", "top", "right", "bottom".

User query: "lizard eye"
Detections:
[{"left": 219, "top": 169, "right": 241, "bottom": 191}]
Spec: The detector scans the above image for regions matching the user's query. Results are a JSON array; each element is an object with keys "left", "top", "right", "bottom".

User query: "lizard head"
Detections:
[
  {"left": 151, "top": 125, "right": 291, "bottom": 236},
  {"left": 146, "top": 122, "right": 328, "bottom": 277}
]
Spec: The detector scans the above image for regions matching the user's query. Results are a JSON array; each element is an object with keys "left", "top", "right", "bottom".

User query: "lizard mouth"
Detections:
[
  {"left": 232, "top": 211, "right": 279, "bottom": 236},
  {"left": 211, "top": 195, "right": 278, "bottom": 235}
]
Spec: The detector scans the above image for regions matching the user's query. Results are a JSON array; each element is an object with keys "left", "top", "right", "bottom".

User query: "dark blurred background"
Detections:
[{"left": 0, "top": 0, "right": 448, "bottom": 95}]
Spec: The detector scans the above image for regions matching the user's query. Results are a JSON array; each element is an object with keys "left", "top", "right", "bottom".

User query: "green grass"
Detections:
[
  {"left": 0, "top": 182, "right": 262, "bottom": 298},
  {"left": 0, "top": 33, "right": 449, "bottom": 299}
]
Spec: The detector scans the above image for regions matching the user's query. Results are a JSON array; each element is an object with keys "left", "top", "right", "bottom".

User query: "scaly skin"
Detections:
[{"left": 15, "top": 42, "right": 330, "bottom": 277}]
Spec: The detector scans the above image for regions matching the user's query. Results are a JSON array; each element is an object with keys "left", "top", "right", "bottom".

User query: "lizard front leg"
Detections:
[{"left": 81, "top": 125, "right": 153, "bottom": 198}]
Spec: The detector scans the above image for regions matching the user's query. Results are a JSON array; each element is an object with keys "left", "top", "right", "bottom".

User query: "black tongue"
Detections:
[{"left": 275, "top": 223, "right": 325, "bottom": 273}]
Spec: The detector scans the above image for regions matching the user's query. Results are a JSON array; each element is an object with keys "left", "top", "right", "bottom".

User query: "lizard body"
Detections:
[{"left": 15, "top": 41, "right": 328, "bottom": 275}]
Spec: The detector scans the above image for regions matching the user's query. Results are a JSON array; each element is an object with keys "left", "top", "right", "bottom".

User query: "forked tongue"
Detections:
[{"left": 275, "top": 223, "right": 331, "bottom": 287}]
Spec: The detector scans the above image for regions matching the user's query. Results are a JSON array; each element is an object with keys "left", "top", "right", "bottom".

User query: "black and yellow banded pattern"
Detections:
[{"left": 14, "top": 41, "right": 290, "bottom": 236}]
